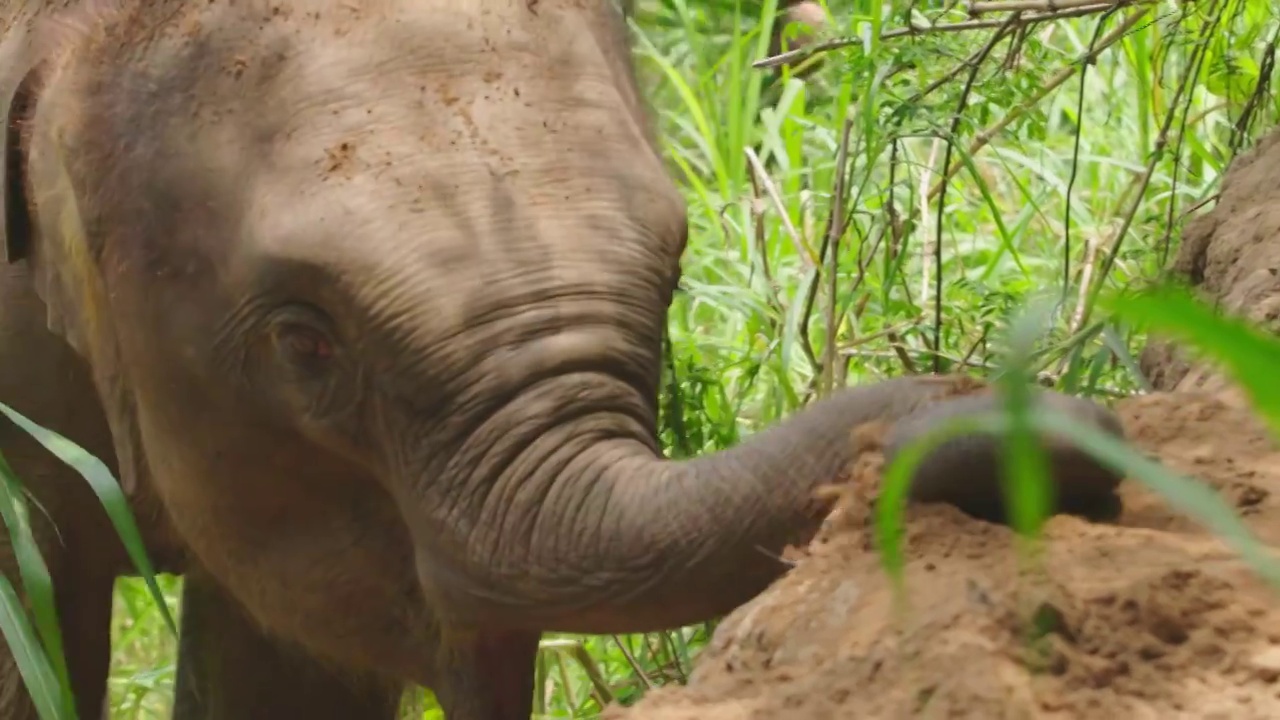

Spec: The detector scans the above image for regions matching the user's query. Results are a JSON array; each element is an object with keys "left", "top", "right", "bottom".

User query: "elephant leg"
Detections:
[
  {"left": 434, "top": 628, "right": 540, "bottom": 720},
  {"left": 171, "top": 571, "right": 402, "bottom": 720},
  {"left": 58, "top": 566, "right": 114, "bottom": 720}
]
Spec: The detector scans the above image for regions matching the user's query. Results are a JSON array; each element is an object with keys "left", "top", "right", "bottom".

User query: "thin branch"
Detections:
[
  {"left": 820, "top": 116, "right": 856, "bottom": 396},
  {"left": 918, "top": 138, "right": 943, "bottom": 307},
  {"left": 886, "top": 331, "right": 920, "bottom": 374},
  {"left": 744, "top": 147, "right": 817, "bottom": 267},
  {"left": 837, "top": 316, "right": 927, "bottom": 353},
  {"left": 610, "top": 635, "right": 654, "bottom": 690},
  {"left": 925, "top": 9, "right": 1151, "bottom": 202},
  {"left": 931, "top": 12, "right": 1022, "bottom": 373},
  {"left": 1068, "top": 232, "right": 1103, "bottom": 336},
  {"left": 967, "top": 0, "right": 1135, "bottom": 14},
  {"left": 1230, "top": 22, "right": 1279, "bottom": 156},
  {"left": 1078, "top": 0, "right": 1227, "bottom": 328},
  {"left": 745, "top": 169, "right": 790, "bottom": 353},
  {"left": 567, "top": 645, "right": 616, "bottom": 706},
  {"left": 1061, "top": 5, "right": 1119, "bottom": 309},
  {"left": 753, "top": 2, "right": 1148, "bottom": 68},
  {"left": 1178, "top": 191, "right": 1221, "bottom": 222}
]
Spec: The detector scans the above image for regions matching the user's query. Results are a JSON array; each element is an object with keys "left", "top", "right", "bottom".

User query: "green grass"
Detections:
[{"left": 1, "top": 0, "right": 1278, "bottom": 717}]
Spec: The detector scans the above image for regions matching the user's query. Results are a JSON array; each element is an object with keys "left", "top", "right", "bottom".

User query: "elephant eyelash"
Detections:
[{"left": 212, "top": 296, "right": 275, "bottom": 373}]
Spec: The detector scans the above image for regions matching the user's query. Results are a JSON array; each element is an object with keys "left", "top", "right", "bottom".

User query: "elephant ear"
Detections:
[
  {"left": 0, "top": 42, "right": 149, "bottom": 497},
  {"left": 1, "top": 41, "right": 39, "bottom": 265}
]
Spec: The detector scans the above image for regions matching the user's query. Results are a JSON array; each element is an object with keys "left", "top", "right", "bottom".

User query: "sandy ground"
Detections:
[{"left": 609, "top": 129, "right": 1280, "bottom": 720}]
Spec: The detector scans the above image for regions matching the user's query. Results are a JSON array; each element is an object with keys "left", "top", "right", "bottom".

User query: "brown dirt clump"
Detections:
[
  {"left": 609, "top": 390, "right": 1280, "bottom": 719},
  {"left": 1140, "top": 127, "right": 1280, "bottom": 394},
  {"left": 611, "top": 129, "right": 1280, "bottom": 719}
]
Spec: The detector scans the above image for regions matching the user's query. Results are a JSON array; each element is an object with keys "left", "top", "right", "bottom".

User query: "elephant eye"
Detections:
[
  {"left": 267, "top": 306, "right": 340, "bottom": 369},
  {"left": 275, "top": 323, "right": 334, "bottom": 362}
]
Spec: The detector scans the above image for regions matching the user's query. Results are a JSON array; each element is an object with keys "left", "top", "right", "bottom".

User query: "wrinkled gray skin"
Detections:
[{"left": 0, "top": 2, "right": 1125, "bottom": 719}]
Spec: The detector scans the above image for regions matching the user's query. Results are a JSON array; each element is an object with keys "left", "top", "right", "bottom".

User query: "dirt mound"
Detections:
[
  {"left": 1140, "top": 127, "right": 1280, "bottom": 393},
  {"left": 609, "top": 391, "right": 1280, "bottom": 719},
  {"left": 607, "top": 126, "right": 1280, "bottom": 720}
]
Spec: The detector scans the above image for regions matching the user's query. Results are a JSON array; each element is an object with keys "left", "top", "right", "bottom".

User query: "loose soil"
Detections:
[{"left": 611, "top": 132, "right": 1280, "bottom": 720}]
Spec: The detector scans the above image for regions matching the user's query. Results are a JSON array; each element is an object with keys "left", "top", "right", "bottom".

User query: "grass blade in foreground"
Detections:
[
  {"left": 1035, "top": 410, "right": 1280, "bottom": 588},
  {"left": 1103, "top": 285, "right": 1280, "bottom": 436},
  {"left": 877, "top": 406, "right": 1280, "bottom": 593},
  {"left": 875, "top": 413, "right": 1003, "bottom": 591},
  {"left": 993, "top": 297, "right": 1059, "bottom": 542},
  {"left": 0, "top": 575, "right": 73, "bottom": 720},
  {"left": 0, "top": 451, "right": 74, "bottom": 715},
  {"left": 0, "top": 403, "right": 177, "bottom": 637}
]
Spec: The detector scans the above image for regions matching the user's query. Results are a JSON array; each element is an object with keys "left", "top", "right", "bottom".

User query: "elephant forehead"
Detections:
[
  {"left": 234, "top": 166, "right": 668, "bottom": 337},
  {"left": 196, "top": 3, "right": 684, "bottom": 327},
  {"left": 79, "top": 0, "right": 656, "bottom": 191},
  {"left": 181, "top": 0, "right": 644, "bottom": 135},
  {"left": 243, "top": 8, "right": 657, "bottom": 187}
]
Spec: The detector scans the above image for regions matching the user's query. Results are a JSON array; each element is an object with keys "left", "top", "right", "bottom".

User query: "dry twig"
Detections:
[
  {"left": 745, "top": 147, "right": 817, "bottom": 267},
  {"left": 925, "top": 9, "right": 1151, "bottom": 202},
  {"left": 753, "top": 1, "right": 1151, "bottom": 68},
  {"left": 968, "top": 0, "right": 1136, "bottom": 14}
]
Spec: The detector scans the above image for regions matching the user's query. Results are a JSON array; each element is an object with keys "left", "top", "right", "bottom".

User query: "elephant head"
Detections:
[
  {"left": 0, "top": 0, "right": 1121, "bottom": 685},
  {"left": 768, "top": 2, "right": 829, "bottom": 69}
]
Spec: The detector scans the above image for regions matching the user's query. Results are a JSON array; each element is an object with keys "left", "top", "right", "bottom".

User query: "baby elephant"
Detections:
[{"left": 0, "top": 1, "right": 1123, "bottom": 719}]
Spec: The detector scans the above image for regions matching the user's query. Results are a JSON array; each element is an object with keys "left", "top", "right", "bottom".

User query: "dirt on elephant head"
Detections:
[{"left": 610, "top": 129, "right": 1280, "bottom": 720}]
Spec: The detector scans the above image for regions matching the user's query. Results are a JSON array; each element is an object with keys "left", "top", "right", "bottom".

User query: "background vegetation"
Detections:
[{"left": 1, "top": 0, "right": 1277, "bottom": 718}]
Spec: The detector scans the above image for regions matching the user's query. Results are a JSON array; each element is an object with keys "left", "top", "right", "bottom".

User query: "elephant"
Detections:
[
  {"left": 767, "top": 1, "right": 828, "bottom": 68},
  {"left": 0, "top": 1, "right": 1125, "bottom": 719}
]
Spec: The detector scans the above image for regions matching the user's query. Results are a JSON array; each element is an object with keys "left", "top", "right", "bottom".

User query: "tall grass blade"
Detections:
[
  {"left": 0, "top": 403, "right": 177, "bottom": 638},
  {"left": 0, "top": 574, "right": 73, "bottom": 720}
]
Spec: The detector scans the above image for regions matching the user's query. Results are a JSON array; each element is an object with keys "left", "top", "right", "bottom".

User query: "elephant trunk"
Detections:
[
  {"left": 411, "top": 374, "right": 981, "bottom": 634},
  {"left": 562, "top": 375, "right": 977, "bottom": 633}
]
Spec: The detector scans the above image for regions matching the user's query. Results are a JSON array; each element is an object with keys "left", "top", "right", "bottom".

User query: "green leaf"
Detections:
[
  {"left": 1036, "top": 410, "right": 1280, "bottom": 588},
  {"left": 0, "top": 403, "right": 178, "bottom": 638},
  {"left": 0, "top": 450, "right": 74, "bottom": 716},
  {"left": 877, "top": 412, "right": 1006, "bottom": 593},
  {"left": 0, "top": 574, "right": 74, "bottom": 720},
  {"left": 993, "top": 298, "right": 1056, "bottom": 542},
  {"left": 880, "top": 405, "right": 1280, "bottom": 597},
  {"left": 1102, "top": 286, "right": 1280, "bottom": 437}
]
